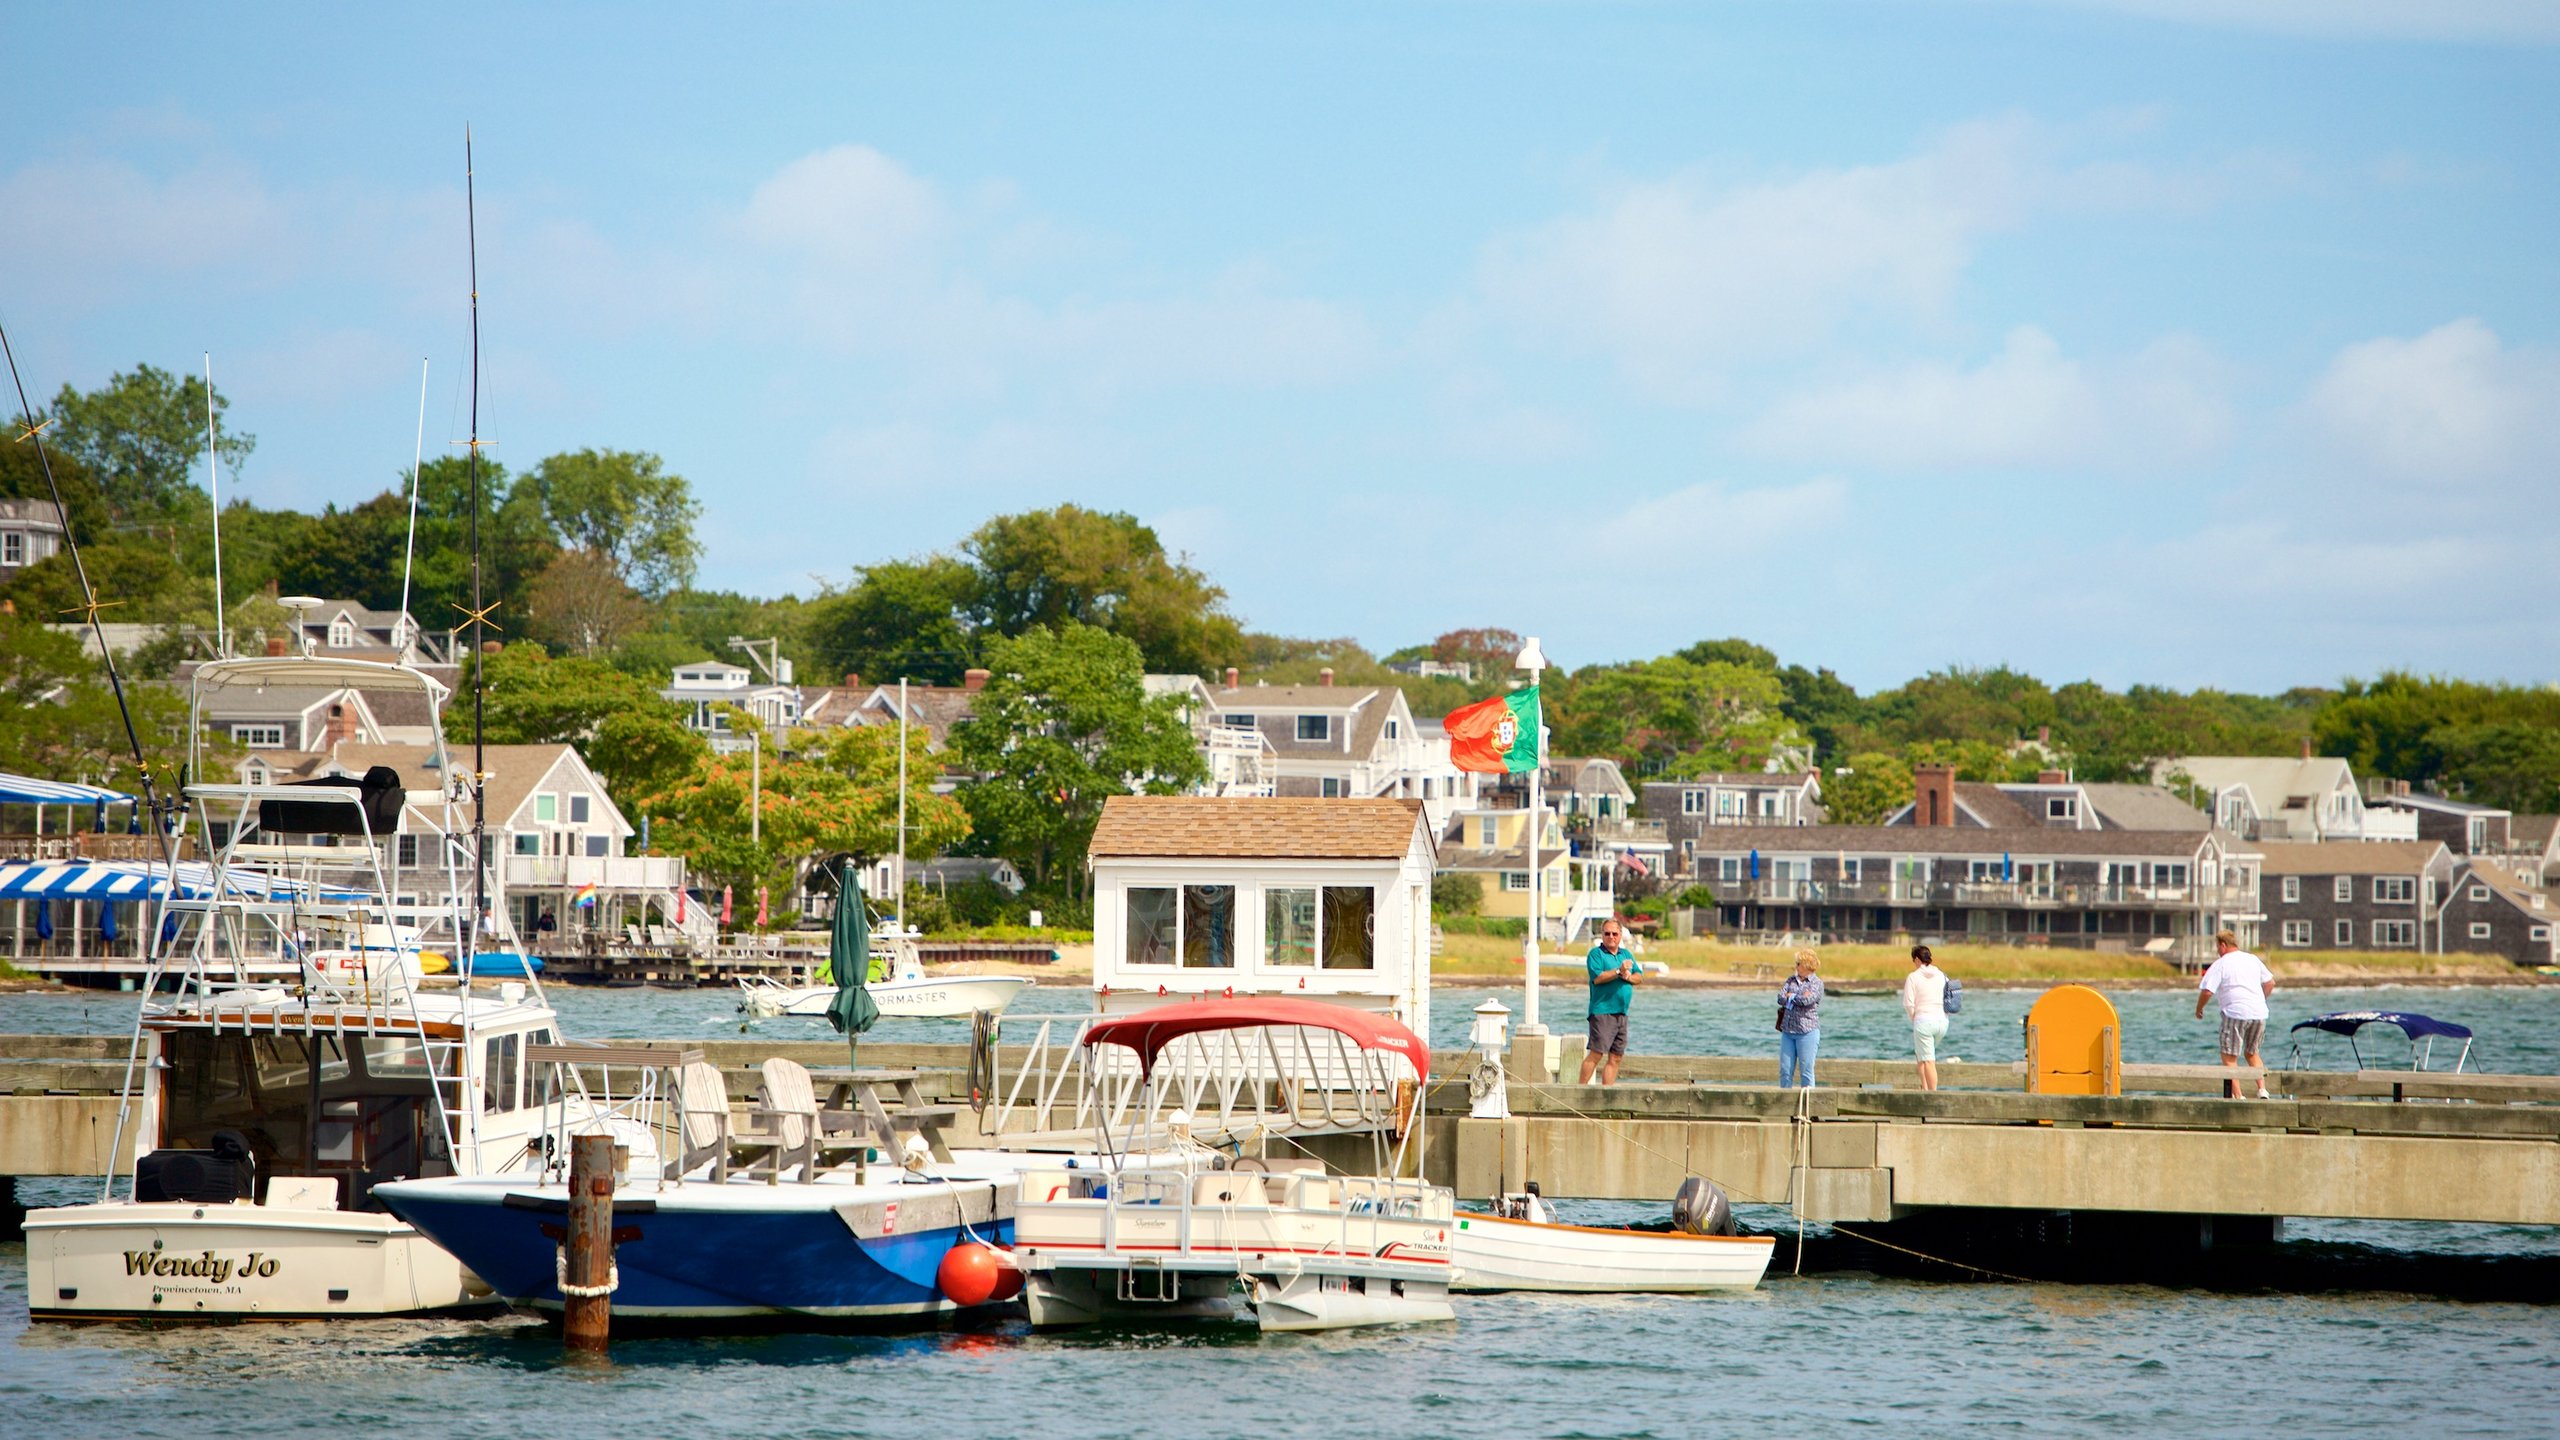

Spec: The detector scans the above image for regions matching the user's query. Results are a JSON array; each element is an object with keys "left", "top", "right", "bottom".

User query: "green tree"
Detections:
[
  {"left": 948, "top": 623, "right": 1208, "bottom": 897},
  {"left": 2426, "top": 723, "right": 2560, "bottom": 812},
  {"left": 1554, "top": 657, "right": 1803, "bottom": 774},
  {"left": 40, "top": 363, "right": 253, "bottom": 520},
  {"left": 1675, "top": 636, "right": 1779, "bottom": 672},
  {"left": 521, "top": 449, "right": 702, "bottom": 598},
  {"left": 1777, "top": 662, "right": 1866, "bottom": 763},
  {"left": 803, "top": 556, "right": 979, "bottom": 686},
  {"left": 0, "top": 607, "right": 201, "bottom": 797},
  {"left": 963, "top": 504, "right": 1244, "bottom": 676},
  {"left": 450, "top": 642, "right": 705, "bottom": 806},
  {"left": 525, "top": 547, "right": 648, "bottom": 656},
  {"left": 1819, "top": 752, "right": 1912, "bottom": 825}
]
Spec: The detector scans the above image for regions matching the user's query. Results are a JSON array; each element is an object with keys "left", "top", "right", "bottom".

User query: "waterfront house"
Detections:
[
  {"left": 1205, "top": 674, "right": 1477, "bottom": 831},
  {"left": 2508, "top": 815, "right": 2558, "bottom": 888},
  {"left": 663, "top": 660, "right": 802, "bottom": 753},
  {"left": 1643, "top": 772, "right": 1824, "bottom": 879},
  {"left": 2254, "top": 840, "right": 2456, "bottom": 953},
  {"left": 0, "top": 498, "right": 67, "bottom": 580},
  {"left": 1087, "top": 795, "right": 1437, "bottom": 1033},
  {"left": 2380, "top": 790, "right": 2513, "bottom": 859},
  {"left": 1435, "top": 806, "right": 1593, "bottom": 940},
  {"left": 2155, "top": 750, "right": 2417, "bottom": 842},
  {"left": 2439, "top": 860, "right": 2557, "bottom": 968},
  {"left": 1685, "top": 817, "right": 2262, "bottom": 961},
  {"left": 1882, "top": 772, "right": 2211, "bottom": 834}
]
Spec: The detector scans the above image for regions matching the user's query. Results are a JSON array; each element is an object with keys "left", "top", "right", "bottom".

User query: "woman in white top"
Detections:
[{"left": 1901, "top": 943, "right": 1950, "bottom": 1091}]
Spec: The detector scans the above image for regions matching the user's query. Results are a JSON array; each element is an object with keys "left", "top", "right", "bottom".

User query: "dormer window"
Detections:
[
  {"left": 1296, "top": 715, "right": 1331, "bottom": 742},
  {"left": 328, "top": 617, "right": 356, "bottom": 649},
  {"left": 2048, "top": 796, "right": 2078, "bottom": 820}
]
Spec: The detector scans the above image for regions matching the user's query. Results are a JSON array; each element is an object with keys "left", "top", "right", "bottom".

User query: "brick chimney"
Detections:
[
  {"left": 1319, "top": 667, "right": 1334, "bottom": 687},
  {"left": 843, "top": 672, "right": 861, "bottom": 690},
  {"left": 2037, "top": 769, "right": 2066, "bottom": 785},
  {"left": 264, "top": 632, "right": 288, "bottom": 657},
  {"left": 1223, "top": 666, "right": 1239, "bottom": 690},
  {"left": 2037, "top": 726, "right": 2050, "bottom": 746},
  {"left": 482, "top": 639, "right": 502, "bottom": 655},
  {"left": 324, "top": 701, "right": 362, "bottom": 747},
  {"left": 963, "top": 668, "right": 990, "bottom": 692},
  {"left": 1912, "top": 764, "right": 1957, "bottom": 827},
  {"left": 2300, "top": 736, "right": 2313, "bottom": 760}
]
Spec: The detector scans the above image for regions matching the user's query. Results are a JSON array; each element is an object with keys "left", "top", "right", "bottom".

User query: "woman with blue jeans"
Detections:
[{"left": 1776, "top": 948, "right": 1822, "bottom": 1087}]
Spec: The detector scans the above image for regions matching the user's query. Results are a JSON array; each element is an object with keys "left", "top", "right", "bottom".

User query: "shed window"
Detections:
[
  {"left": 1125, "top": 887, "right": 1178, "bottom": 967},
  {"left": 2469, "top": 885, "right": 2489, "bottom": 902},
  {"left": 2469, "top": 922, "right": 2494, "bottom": 939},
  {"left": 1320, "top": 886, "right": 1374, "bottom": 970},
  {"left": 1182, "top": 885, "right": 1235, "bottom": 969},
  {"left": 1296, "top": 715, "right": 1330, "bottom": 742},
  {"left": 1265, "top": 887, "right": 1317, "bottom": 967}
]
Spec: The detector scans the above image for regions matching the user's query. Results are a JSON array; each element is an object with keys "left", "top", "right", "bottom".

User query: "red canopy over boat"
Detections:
[{"left": 1081, "top": 997, "right": 1431, "bottom": 1081}]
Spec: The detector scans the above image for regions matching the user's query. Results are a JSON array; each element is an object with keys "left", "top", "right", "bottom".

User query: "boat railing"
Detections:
[
  {"left": 528, "top": 1042, "right": 701, "bottom": 1185},
  {"left": 988, "top": 1016, "right": 1413, "bottom": 1142},
  {"left": 1078, "top": 1163, "right": 1448, "bottom": 1265}
]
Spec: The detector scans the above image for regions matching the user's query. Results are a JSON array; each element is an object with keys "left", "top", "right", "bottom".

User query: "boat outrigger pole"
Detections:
[{"left": 462, "top": 128, "right": 491, "bottom": 968}]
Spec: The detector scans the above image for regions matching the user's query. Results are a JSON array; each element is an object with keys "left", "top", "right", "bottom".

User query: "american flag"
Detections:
[{"left": 1619, "top": 850, "right": 1650, "bottom": 877}]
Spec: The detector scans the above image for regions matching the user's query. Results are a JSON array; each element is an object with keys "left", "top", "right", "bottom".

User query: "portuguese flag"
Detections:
[{"left": 1445, "top": 685, "right": 1541, "bottom": 774}]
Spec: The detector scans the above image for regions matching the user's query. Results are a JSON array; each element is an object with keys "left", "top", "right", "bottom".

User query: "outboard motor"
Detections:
[
  {"left": 1671, "top": 1174, "right": 1737, "bottom": 1236},
  {"left": 134, "top": 1130, "right": 258, "bottom": 1205}
]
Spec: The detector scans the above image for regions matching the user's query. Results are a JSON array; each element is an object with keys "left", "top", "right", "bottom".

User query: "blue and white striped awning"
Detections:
[
  {"left": 0, "top": 860, "right": 313, "bottom": 901},
  {"left": 0, "top": 773, "right": 134, "bottom": 806}
]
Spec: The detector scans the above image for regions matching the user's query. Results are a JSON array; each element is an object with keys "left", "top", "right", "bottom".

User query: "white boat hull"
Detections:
[
  {"left": 1450, "top": 1211, "right": 1775, "bottom": 1293},
  {"left": 24, "top": 1198, "right": 491, "bottom": 1321},
  {"left": 746, "top": 974, "right": 1035, "bottom": 1019}
]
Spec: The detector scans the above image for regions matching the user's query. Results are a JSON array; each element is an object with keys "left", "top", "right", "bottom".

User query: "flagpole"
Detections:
[{"left": 1517, "top": 637, "right": 1548, "bottom": 1041}]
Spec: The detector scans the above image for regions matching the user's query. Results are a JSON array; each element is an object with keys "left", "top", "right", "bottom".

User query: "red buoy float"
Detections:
[{"left": 936, "top": 1242, "right": 1022, "bottom": 1306}]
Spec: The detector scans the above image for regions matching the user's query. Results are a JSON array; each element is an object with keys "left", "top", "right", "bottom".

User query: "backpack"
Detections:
[{"left": 1941, "top": 973, "right": 1964, "bottom": 1015}]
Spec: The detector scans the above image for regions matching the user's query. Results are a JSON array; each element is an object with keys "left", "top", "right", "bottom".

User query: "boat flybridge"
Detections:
[
  {"left": 26, "top": 654, "right": 633, "bottom": 1322},
  {"left": 1010, "top": 997, "right": 1458, "bottom": 1333}
]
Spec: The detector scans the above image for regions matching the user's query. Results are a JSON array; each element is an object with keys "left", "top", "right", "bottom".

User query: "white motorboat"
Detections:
[
  {"left": 736, "top": 925, "right": 1033, "bottom": 1019},
  {"left": 1451, "top": 1185, "right": 1775, "bottom": 1294},
  {"left": 25, "top": 654, "right": 632, "bottom": 1323},
  {"left": 1011, "top": 997, "right": 1457, "bottom": 1333}
]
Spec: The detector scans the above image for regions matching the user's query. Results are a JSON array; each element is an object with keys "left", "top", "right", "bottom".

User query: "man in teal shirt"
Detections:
[{"left": 1579, "top": 917, "right": 1642, "bottom": 1084}]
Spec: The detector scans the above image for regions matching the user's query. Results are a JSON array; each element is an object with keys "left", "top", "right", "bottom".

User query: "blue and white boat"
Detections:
[{"left": 374, "top": 1051, "right": 1028, "bottom": 1328}]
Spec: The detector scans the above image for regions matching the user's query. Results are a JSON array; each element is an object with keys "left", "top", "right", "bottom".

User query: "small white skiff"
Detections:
[
  {"left": 1451, "top": 1191, "right": 1775, "bottom": 1294},
  {"left": 737, "top": 925, "right": 1033, "bottom": 1019}
]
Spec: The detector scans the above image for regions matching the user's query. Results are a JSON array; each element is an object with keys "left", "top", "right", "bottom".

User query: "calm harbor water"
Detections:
[{"left": 5, "top": 980, "right": 2556, "bottom": 1437}]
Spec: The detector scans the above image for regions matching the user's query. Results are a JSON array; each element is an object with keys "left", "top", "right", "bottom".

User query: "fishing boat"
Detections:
[
  {"left": 1451, "top": 1181, "right": 1775, "bottom": 1294},
  {"left": 24, "top": 659, "right": 621, "bottom": 1321},
  {"left": 1010, "top": 997, "right": 1458, "bottom": 1333},
  {"left": 736, "top": 922, "right": 1033, "bottom": 1019}
]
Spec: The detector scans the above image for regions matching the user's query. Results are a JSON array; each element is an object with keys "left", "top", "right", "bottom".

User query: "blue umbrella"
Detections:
[
  {"left": 35, "top": 898, "right": 53, "bottom": 941},
  {"left": 161, "top": 910, "right": 181, "bottom": 944},
  {"left": 2002, "top": 851, "right": 2013, "bottom": 882},
  {"left": 1748, "top": 849, "right": 1760, "bottom": 880},
  {"left": 99, "top": 901, "right": 118, "bottom": 943},
  {"left": 92, "top": 798, "right": 107, "bottom": 833}
]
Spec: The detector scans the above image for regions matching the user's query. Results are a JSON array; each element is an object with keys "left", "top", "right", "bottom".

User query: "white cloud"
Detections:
[
  {"left": 2298, "top": 318, "right": 2560, "bottom": 487},
  {"left": 1745, "top": 327, "right": 2233, "bottom": 470},
  {"left": 738, "top": 144, "right": 951, "bottom": 276},
  {"left": 0, "top": 154, "right": 296, "bottom": 301},
  {"left": 1475, "top": 122, "right": 2032, "bottom": 396},
  {"left": 1604, "top": 476, "right": 1852, "bottom": 549}
]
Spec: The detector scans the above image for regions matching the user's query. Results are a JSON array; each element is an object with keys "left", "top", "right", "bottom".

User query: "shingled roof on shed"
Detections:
[{"left": 1089, "top": 796, "right": 1427, "bottom": 860}]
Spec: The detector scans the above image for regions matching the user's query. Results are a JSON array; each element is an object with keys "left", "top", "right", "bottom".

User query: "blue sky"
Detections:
[{"left": 4, "top": 2, "right": 2555, "bottom": 692}]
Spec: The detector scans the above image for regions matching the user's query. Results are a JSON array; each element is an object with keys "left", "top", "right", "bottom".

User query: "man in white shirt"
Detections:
[{"left": 2193, "top": 929, "right": 2276, "bottom": 1099}]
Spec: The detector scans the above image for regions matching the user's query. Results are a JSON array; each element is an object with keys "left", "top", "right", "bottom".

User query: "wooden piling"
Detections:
[{"left": 564, "top": 1132, "right": 616, "bottom": 1352}]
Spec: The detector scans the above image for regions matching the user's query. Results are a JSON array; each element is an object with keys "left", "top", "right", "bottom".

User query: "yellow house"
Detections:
[{"left": 1436, "top": 807, "right": 1576, "bottom": 923}]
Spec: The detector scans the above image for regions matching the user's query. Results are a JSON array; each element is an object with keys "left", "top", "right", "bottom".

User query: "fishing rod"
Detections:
[{"left": 2, "top": 319, "right": 196, "bottom": 1201}]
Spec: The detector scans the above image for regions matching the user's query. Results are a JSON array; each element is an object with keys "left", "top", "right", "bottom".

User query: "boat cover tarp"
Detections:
[
  {"left": 0, "top": 859, "right": 323, "bottom": 901},
  {"left": 1083, "top": 995, "right": 1432, "bottom": 1080},
  {"left": 2289, "top": 1010, "right": 2474, "bottom": 1042},
  {"left": 0, "top": 772, "right": 133, "bottom": 805}
]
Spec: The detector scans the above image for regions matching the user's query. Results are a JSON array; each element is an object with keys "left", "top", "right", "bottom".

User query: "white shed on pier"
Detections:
[{"left": 1087, "top": 796, "right": 1436, "bottom": 1036}]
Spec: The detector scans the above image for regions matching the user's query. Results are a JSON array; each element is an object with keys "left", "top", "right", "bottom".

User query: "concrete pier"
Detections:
[{"left": 8, "top": 1033, "right": 2556, "bottom": 1233}]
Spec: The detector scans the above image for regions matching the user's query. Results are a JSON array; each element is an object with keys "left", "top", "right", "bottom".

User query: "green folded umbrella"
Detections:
[{"left": 823, "top": 873, "right": 881, "bottom": 1068}]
